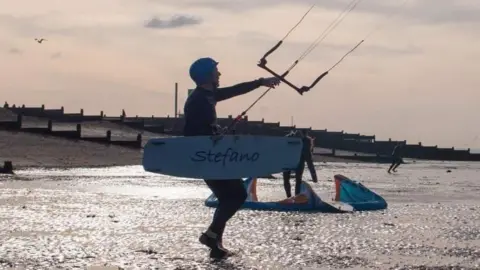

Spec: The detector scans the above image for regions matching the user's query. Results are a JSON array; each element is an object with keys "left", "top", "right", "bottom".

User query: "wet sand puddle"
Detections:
[{"left": 0, "top": 161, "right": 479, "bottom": 270}]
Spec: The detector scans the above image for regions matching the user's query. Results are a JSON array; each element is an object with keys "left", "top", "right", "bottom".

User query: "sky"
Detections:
[{"left": 0, "top": 0, "right": 479, "bottom": 150}]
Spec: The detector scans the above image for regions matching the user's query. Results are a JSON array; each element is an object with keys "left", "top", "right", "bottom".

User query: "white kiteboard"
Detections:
[{"left": 142, "top": 135, "right": 303, "bottom": 180}]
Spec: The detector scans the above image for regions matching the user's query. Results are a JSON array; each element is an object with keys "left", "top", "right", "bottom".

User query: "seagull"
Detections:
[{"left": 34, "top": 38, "right": 47, "bottom": 44}]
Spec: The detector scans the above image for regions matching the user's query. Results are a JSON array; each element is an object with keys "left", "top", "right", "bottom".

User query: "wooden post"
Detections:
[
  {"left": 76, "top": 124, "right": 82, "bottom": 138},
  {"left": 174, "top": 82, "right": 178, "bottom": 118},
  {"left": 136, "top": 134, "right": 142, "bottom": 148},
  {"left": 16, "top": 114, "right": 22, "bottom": 129}
]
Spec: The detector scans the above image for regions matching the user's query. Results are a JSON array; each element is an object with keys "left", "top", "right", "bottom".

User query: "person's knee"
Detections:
[
  {"left": 228, "top": 188, "right": 247, "bottom": 210},
  {"left": 224, "top": 183, "right": 247, "bottom": 207}
]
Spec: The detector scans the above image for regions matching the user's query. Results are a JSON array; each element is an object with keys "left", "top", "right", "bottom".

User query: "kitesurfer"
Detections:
[
  {"left": 388, "top": 142, "right": 404, "bottom": 173},
  {"left": 183, "top": 57, "right": 281, "bottom": 259},
  {"left": 282, "top": 129, "right": 318, "bottom": 198}
]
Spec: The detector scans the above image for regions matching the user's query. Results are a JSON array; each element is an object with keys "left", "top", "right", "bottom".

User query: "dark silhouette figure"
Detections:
[
  {"left": 0, "top": 161, "right": 14, "bottom": 175},
  {"left": 283, "top": 129, "right": 318, "bottom": 198},
  {"left": 388, "top": 143, "right": 404, "bottom": 173},
  {"left": 183, "top": 57, "right": 281, "bottom": 260}
]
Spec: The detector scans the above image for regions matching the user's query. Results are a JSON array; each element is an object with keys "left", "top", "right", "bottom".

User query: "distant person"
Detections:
[
  {"left": 183, "top": 57, "right": 280, "bottom": 259},
  {"left": 282, "top": 129, "right": 318, "bottom": 198},
  {"left": 388, "top": 142, "right": 404, "bottom": 173},
  {"left": 298, "top": 129, "right": 318, "bottom": 183},
  {"left": 0, "top": 161, "right": 14, "bottom": 175}
]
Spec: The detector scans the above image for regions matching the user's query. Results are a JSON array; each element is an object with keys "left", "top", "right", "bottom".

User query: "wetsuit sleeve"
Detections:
[{"left": 214, "top": 79, "right": 263, "bottom": 102}]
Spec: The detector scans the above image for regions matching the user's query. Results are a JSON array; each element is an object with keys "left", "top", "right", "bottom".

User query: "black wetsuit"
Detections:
[
  {"left": 283, "top": 135, "right": 318, "bottom": 197},
  {"left": 183, "top": 79, "right": 264, "bottom": 241}
]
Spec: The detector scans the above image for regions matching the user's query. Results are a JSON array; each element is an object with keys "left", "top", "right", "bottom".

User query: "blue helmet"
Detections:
[{"left": 189, "top": 57, "right": 218, "bottom": 85}]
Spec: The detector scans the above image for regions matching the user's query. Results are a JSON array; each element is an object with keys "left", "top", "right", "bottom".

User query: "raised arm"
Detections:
[{"left": 214, "top": 79, "right": 263, "bottom": 102}]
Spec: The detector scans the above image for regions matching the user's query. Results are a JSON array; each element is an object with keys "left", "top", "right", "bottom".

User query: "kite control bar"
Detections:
[{"left": 257, "top": 41, "right": 328, "bottom": 95}]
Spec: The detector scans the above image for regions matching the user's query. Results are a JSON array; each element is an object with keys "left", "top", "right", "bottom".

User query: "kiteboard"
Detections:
[{"left": 142, "top": 135, "right": 303, "bottom": 180}]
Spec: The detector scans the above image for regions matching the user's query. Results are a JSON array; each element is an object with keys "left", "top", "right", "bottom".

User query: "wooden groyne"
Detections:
[
  {"left": 3, "top": 101, "right": 480, "bottom": 161},
  {"left": 1, "top": 105, "right": 141, "bottom": 149}
]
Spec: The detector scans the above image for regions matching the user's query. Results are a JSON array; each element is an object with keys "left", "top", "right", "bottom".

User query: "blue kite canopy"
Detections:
[{"left": 204, "top": 174, "right": 387, "bottom": 213}]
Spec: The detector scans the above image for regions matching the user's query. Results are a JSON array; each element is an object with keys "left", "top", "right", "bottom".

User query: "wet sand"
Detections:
[
  {"left": 0, "top": 130, "right": 142, "bottom": 168},
  {"left": 0, "top": 161, "right": 479, "bottom": 270}
]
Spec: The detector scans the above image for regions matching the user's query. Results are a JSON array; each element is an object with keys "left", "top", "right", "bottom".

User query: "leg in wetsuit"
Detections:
[
  {"left": 388, "top": 157, "right": 402, "bottom": 173},
  {"left": 283, "top": 161, "right": 305, "bottom": 198},
  {"left": 303, "top": 148, "right": 318, "bottom": 183},
  {"left": 199, "top": 179, "right": 247, "bottom": 258},
  {"left": 283, "top": 171, "right": 293, "bottom": 198},
  {"left": 294, "top": 156, "right": 305, "bottom": 195},
  {"left": 392, "top": 157, "right": 402, "bottom": 172},
  {"left": 388, "top": 158, "right": 396, "bottom": 173}
]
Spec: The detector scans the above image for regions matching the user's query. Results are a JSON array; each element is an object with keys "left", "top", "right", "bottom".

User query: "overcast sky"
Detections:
[{"left": 0, "top": 0, "right": 479, "bottom": 150}]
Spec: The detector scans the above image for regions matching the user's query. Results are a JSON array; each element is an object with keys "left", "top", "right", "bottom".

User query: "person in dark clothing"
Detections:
[
  {"left": 183, "top": 57, "right": 280, "bottom": 259},
  {"left": 388, "top": 142, "right": 404, "bottom": 173},
  {"left": 282, "top": 129, "right": 318, "bottom": 198}
]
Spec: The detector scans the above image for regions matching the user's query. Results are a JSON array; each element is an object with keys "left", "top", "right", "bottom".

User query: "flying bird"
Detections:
[{"left": 34, "top": 38, "right": 47, "bottom": 44}]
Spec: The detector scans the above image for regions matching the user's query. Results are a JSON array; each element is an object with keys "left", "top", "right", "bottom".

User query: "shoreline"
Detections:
[{"left": 1, "top": 129, "right": 377, "bottom": 173}]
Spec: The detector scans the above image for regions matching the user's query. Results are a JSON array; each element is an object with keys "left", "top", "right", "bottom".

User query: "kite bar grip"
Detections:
[
  {"left": 261, "top": 41, "right": 283, "bottom": 60},
  {"left": 258, "top": 64, "right": 303, "bottom": 94},
  {"left": 309, "top": 71, "right": 329, "bottom": 88},
  {"left": 297, "top": 71, "right": 329, "bottom": 95}
]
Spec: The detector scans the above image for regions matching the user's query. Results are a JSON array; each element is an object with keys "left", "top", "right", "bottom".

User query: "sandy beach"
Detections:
[
  {"left": 1, "top": 111, "right": 479, "bottom": 269},
  {"left": 0, "top": 130, "right": 142, "bottom": 169},
  {"left": 1, "top": 159, "right": 479, "bottom": 270}
]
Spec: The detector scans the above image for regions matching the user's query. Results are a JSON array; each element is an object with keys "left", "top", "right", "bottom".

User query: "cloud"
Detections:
[
  {"left": 144, "top": 14, "right": 202, "bottom": 29},
  {"left": 8, "top": 48, "right": 23, "bottom": 54},
  {"left": 159, "top": 0, "right": 480, "bottom": 25},
  {"left": 351, "top": 43, "right": 424, "bottom": 56},
  {"left": 50, "top": 52, "right": 62, "bottom": 59}
]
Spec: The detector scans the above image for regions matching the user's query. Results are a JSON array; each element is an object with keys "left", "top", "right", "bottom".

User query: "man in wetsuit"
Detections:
[
  {"left": 388, "top": 142, "right": 404, "bottom": 173},
  {"left": 183, "top": 57, "right": 280, "bottom": 259},
  {"left": 282, "top": 129, "right": 318, "bottom": 198}
]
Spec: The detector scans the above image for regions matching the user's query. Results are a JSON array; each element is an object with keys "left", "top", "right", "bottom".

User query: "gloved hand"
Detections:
[
  {"left": 211, "top": 124, "right": 227, "bottom": 135},
  {"left": 260, "top": 77, "right": 281, "bottom": 88}
]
